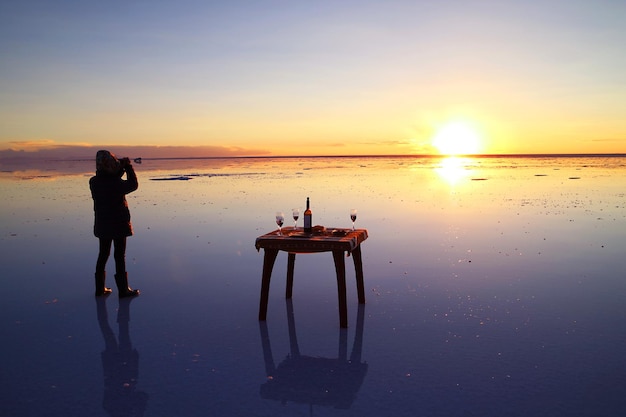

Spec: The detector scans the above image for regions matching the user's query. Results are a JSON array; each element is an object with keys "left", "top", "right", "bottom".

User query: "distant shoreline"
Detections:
[
  {"left": 139, "top": 153, "right": 626, "bottom": 160},
  {"left": 3, "top": 153, "right": 625, "bottom": 163}
]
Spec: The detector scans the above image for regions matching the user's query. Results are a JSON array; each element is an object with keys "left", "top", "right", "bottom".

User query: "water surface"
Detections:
[{"left": 1, "top": 156, "right": 625, "bottom": 416}]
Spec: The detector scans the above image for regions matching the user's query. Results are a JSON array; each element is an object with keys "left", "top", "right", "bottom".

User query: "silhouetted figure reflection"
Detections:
[
  {"left": 259, "top": 301, "right": 368, "bottom": 413},
  {"left": 96, "top": 297, "right": 148, "bottom": 417}
]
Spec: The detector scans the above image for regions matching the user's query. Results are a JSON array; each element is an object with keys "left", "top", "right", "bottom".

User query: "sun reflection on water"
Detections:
[{"left": 435, "top": 157, "right": 473, "bottom": 186}]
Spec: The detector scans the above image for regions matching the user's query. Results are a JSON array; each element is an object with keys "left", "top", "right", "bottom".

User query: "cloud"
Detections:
[
  {"left": 590, "top": 138, "right": 625, "bottom": 143},
  {"left": 4, "top": 140, "right": 70, "bottom": 151},
  {"left": 0, "top": 142, "right": 271, "bottom": 160}
]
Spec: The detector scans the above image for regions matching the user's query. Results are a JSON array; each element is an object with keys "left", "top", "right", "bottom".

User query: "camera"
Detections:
[{"left": 119, "top": 157, "right": 131, "bottom": 168}]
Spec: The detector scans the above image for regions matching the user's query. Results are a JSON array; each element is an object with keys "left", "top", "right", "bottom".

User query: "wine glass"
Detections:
[
  {"left": 350, "top": 209, "right": 357, "bottom": 230},
  {"left": 292, "top": 208, "right": 300, "bottom": 229},
  {"left": 275, "top": 211, "right": 284, "bottom": 235}
]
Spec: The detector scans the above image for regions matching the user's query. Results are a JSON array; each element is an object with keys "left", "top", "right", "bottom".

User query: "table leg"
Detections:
[
  {"left": 352, "top": 245, "right": 366, "bottom": 304},
  {"left": 258, "top": 249, "right": 279, "bottom": 321},
  {"left": 258, "top": 321, "right": 275, "bottom": 375},
  {"left": 339, "top": 327, "right": 348, "bottom": 361},
  {"left": 286, "top": 299, "right": 300, "bottom": 357},
  {"left": 351, "top": 304, "right": 365, "bottom": 363},
  {"left": 332, "top": 250, "right": 348, "bottom": 328},
  {"left": 286, "top": 253, "right": 296, "bottom": 299}
]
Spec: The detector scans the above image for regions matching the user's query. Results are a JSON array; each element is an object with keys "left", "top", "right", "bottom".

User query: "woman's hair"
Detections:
[{"left": 96, "top": 150, "right": 120, "bottom": 174}]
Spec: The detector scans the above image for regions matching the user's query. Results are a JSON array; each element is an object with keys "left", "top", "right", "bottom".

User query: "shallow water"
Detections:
[{"left": 1, "top": 156, "right": 625, "bottom": 416}]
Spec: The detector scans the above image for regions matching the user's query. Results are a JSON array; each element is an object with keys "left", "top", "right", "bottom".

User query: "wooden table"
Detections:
[{"left": 255, "top": 227, "right": 368, "bottom": 328}]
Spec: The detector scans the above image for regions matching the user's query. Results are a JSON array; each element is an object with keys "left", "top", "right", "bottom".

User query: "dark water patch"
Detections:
[
  {"left": 150, "top": 172, "right": 266, "bottom": 181},
  {"left": 569, "top": 177, "right": 581, "bottom": 180},
  {"left": 534, "top": 174, "right": 548, "bottom": 177},
  {"left": 15, "top": 175, "right": 55, "bottom": 180},
  {"left": 151, "top": 176, "right": 193, "bottom": 181},
  {"left": 471, "top": 178, "right": 488, "bottom": 181}
]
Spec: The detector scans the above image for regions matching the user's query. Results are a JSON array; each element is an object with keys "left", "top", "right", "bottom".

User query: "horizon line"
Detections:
[
  {"left": 3, "top": 152, "right": 626, "bottom": 163},
  {"left": 56, "top": 152, "right": 626, "bottom": 161}
]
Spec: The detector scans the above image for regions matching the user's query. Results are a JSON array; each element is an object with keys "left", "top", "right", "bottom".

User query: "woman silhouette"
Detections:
[{"left": 90, "top": 150, "right": 140, "bottom": 297}]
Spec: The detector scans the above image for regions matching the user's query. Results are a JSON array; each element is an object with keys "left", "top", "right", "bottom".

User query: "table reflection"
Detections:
[
  {"left": 96, "top": 297, "right": 149, "bottom": 417},
  {"left": 259, "top": 301, "right": 368, "bottom": 412}
]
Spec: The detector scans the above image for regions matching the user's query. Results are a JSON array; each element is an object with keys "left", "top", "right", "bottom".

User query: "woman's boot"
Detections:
[
  {"left": 115, "top": 272, "right": 140, "bottom": 298},
  {"left": 95, "top": 271, "right": 112, "bottom": 296}
]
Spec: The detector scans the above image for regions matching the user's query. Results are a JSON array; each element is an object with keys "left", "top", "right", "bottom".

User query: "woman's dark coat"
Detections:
[{"left": 89, "top": 165, "right": 138, "bottom": 239}]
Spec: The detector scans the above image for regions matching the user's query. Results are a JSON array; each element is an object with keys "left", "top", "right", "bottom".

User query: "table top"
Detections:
[{"left": 255, "top": 227, "right": 368, "bottom": 253}]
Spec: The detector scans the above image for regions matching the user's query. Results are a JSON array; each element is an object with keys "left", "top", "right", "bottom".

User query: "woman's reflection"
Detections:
[
  {"left": 96, "top": 297, "right": 148, "bottom": 417},
  {"left": 259, "top": 301, "right": 368, "bottom": 411}
]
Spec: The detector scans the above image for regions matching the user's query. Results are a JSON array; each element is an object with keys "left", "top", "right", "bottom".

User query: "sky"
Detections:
[{"left": 1, "top": 0, "right": 625, "bottom": 158}]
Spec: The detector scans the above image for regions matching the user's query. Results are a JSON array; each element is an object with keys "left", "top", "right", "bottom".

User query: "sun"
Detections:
[{"left": 431, "top": 121, "right": 483, "bottom": 156}]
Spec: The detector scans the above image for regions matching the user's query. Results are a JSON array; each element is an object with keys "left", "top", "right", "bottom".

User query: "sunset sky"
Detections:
[{"left": 1, "top": 0, "right": 625, "bottom": 157}]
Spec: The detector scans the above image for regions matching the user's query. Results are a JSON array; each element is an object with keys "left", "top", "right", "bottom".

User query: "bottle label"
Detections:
[{"left": 304, "top": 215, "right": 312, "bottom": 230}]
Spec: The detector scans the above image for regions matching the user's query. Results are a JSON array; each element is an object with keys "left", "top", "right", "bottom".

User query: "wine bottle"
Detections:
[{"left": 303, "top": 197, "right": 312, "bottom": 233}]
